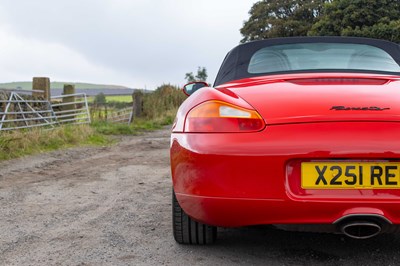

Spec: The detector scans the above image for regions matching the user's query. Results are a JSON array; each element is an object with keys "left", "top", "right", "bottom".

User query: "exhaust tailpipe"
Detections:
[{"left": 341, "top": 222, "right": 381, "bottom": 239}]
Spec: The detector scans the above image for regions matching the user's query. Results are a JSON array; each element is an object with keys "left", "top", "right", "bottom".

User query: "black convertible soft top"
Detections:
[{"left": 213, "top": 37, "right": 400, "bottom": 87}]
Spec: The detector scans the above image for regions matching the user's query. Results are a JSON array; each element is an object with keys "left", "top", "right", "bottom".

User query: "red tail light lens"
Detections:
[{"left": 184, "top": 100, "right": 265, "bottom": 133}]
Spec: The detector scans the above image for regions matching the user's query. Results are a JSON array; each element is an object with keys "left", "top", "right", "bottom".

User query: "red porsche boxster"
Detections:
[{"left": 170, "top": 37, "right": 400, "bottom": 244}]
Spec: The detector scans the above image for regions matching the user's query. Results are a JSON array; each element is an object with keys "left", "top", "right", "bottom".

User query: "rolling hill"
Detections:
[{"left": 0, "top": 81, "right": 132, "bottom": 90}]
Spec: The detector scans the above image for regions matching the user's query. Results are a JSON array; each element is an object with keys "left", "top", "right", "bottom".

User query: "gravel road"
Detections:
[{"left": 1, "top": 127, "right": 400, "bottom": 266}]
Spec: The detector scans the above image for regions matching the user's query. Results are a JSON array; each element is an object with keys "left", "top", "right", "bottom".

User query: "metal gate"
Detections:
[
  {"left": 51, "top": 93, "right": 91, "bottom": 125},
  {"left": 0, "top": 91, "right": 91, "bottom": 131},
  {"left": 107, "top": 107, "right": 133, "bottom": 124},
  {"left": 0, "top": 92, "right": 57, "bottom": 131}
]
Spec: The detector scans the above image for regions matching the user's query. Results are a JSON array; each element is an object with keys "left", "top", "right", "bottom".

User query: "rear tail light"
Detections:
[{"left": 184, "top": 100, "right": 265, "bottom": 133}]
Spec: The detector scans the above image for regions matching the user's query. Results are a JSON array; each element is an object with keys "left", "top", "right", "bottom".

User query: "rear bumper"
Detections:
[
  {"left": 175, "top": 193, "right": 400, "bottom": 227},
  {"left": 171, "top": 122, "right": 400, "bottom": 227}
]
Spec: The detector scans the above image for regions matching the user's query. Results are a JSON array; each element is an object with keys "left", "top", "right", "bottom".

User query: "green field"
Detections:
[
  {"left": 88, "top": 95, "right": 133, "bottom": 103},
  {"left": 105, "top": 95, "right": 133, "bottom": 102}
]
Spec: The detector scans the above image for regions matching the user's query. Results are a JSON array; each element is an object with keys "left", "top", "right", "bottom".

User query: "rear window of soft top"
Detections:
[{"left": 248, "top": 43, "right": 400, "bottom": 74}]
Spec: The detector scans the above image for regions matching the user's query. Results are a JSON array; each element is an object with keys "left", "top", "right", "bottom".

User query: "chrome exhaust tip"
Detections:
[{"left": 341, "top": 222, "right": 381, "bottom": 239}]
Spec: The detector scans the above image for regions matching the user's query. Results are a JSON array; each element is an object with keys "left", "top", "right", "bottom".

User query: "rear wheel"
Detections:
[{"left": 172, "top": 190, "right": 217, "bottom": 245}]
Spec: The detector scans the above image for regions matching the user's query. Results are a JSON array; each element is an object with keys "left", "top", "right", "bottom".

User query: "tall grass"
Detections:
[
  {"left": 90, "top": 84, "right": 186, "bottom": 135},
  {"left": 0, "top": 125, "right": 109, "bottom": 160},
  {"left": 142, "top": 84, "right": 186, "bottom": 120}
]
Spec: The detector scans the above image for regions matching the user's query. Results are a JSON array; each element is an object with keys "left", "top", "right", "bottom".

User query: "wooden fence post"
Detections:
[{"left": 32, "top": 77, "right": 51, "bottom": 100}]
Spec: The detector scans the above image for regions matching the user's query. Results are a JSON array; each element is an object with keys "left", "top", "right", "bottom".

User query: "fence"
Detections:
[
  {"left": 0, "top": 91, "right": 58, "bottom": 131},
  {"left": 0, "top": 91, "right": 91, "bottom": 131},
  {"left": 106, "top": 107, "right": 133, "bottom": 124},
  {"left": 0, "top": 81, "right": 140, "bottom": 132},
  {"left": 51, "top": 93, "right": 91, "bottom": 125}
]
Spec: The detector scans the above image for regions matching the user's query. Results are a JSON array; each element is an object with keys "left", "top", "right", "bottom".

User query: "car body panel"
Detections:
[
  {"left": 171, "top": 37, "right": 400, "bottom": 232},
  {"left": 222, "top": 73, "right": 400, "bottom": 125},
  {"left": 175, "top": 194, "right": 400, "bottom": 227},
  {"left": 171, "top": 120, "right": 400, "bottom": 226}
]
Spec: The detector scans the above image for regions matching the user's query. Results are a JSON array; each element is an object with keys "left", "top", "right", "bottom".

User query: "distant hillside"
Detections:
[{"left": 0, "top": 81, "right": 132, "bottom": 90}]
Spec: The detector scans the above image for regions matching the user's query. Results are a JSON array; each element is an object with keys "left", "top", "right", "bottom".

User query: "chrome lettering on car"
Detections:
[{"left": 330, "top": 106, "right": 391, "bottom": 111}]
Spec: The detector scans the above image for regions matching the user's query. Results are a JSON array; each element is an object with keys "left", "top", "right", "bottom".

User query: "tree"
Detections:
[
  {"left": 195, "top": 67, "right": 208, "bottom": 82},
  {"left": 93, "top": 92, "right": 106, "bottom": 106},
  {"left": 240, "top": 0, "right": 327, "bottom": 42},
  {"left": 185, "top": 72, "right": 196, "bottom": 83},
  {"left": 185, "top": 67, "right": 208, "bottom": 83},
  {"left": 308, "top": 0, "right": 400, "bottom": 42}
]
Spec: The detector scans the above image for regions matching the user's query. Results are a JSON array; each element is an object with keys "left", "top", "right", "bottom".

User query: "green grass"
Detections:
[
  {"left": 91, "top": 121, "right": 141, "bottom": 135},
  {"left": 106, "top": 95, "right": 133, "bottom": 102},
  {"left": 0, "top": 116, "right": 174, "bottom": 161},
  {"left": 0, "top": 125, "right": 110, "bottom": 161},
  {"left": 91, "top": 115, "right": 173, "bottom": 136},
  {"left": 87, "top": 95, "right": 133, "bottom": 103}
]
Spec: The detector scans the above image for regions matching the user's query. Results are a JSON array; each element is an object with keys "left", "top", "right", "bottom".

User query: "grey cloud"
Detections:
[{"left": 0, "top": 0, "right": 254, "bottom": 88}]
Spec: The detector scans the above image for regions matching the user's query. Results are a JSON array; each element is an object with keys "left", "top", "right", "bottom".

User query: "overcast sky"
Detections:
[{"left": 0, "top": 0, "right": 256, "bottom": 89}]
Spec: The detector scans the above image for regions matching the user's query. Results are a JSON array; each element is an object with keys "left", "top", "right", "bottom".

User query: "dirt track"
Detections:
[{"left": 1, "top": 127, "right": 400, "bottom": 265}]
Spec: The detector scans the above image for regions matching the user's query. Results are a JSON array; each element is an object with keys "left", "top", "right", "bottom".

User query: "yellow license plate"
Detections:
[{"left": 301, "top": 162, "right": 400, "bottom": 189}]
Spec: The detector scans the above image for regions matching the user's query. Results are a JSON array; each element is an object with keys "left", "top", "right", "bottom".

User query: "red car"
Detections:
[{"left": 170, "top": 37, "right": 400, "bottom": 244}]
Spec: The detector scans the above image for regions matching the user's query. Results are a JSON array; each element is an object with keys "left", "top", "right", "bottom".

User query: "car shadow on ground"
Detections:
[{"left": 177, "top": 226, "right": 400, "bottom": 265}]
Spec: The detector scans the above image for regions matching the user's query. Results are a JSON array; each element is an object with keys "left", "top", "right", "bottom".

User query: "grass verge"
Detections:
[
  {"left": 91, "top": 112, "right": 174, "bottom": 135},
  {"left": 0, "top": 113, "right": 175, "bottom": 161},
  {"left": 0, "top": 86, "right": 181, "bottom": 161},
  {"left": 0, "top": 125, "right": 110, "bottom": 161}
]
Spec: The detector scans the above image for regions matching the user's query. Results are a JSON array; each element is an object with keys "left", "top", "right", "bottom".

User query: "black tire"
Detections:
[{"left": 172, "top": 190, "right": 217, "bottom": 245}]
